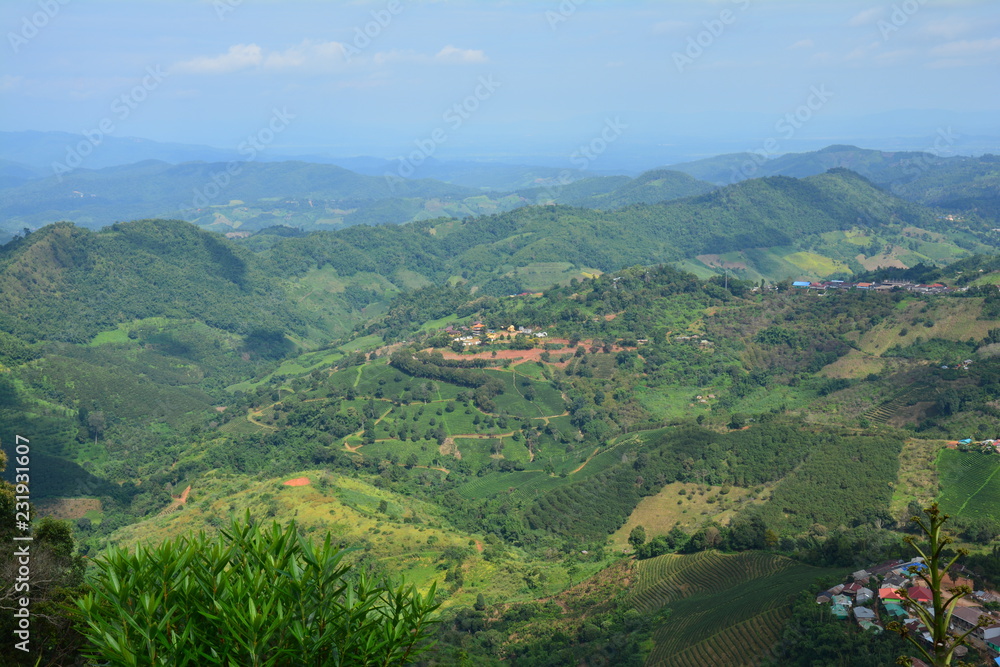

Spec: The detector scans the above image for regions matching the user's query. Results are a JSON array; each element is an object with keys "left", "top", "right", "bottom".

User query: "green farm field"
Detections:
[
  {"left": 629, "top": 551, "right": 842, "bottom": 667},
  {"left": 937, "top": 449, "right": 1000, "bottom": 526}
]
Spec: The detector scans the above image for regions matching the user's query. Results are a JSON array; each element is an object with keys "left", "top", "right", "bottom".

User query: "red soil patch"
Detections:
[
  {"left": 283, "top": 477, "right": 310, "bottom": 487},
  {"left": 177, "top": 485, "right": 191, "bottom": 503},
  {"left": 474, "top": 540, "right": 484, "bottom": 553}
]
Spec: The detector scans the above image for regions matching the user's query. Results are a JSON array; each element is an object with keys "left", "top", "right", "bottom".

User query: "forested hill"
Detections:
[
  {"left": 670, "top": 145, "right": 1000, "bottom": 223},
  {"left": 0, "top": 220, "right": 302, "bottom": 343},
  {"left": 0, "top": 159, "right": 479, "bottom": 229},
  {"left": 517, "top": 168, "right": 716, "bottom": 209},
  {"left": 260, "top": 167, "right": 962, "bottom": 287},
  {"left": 0, "top": 167, "right": 987, "bottom": 347},
  {"left": 670, "top": 143, "right": 962, "bottom": 184}
]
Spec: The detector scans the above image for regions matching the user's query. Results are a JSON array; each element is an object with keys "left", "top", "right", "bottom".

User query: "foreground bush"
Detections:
[{"left": 76, "top": 515, "right": 438, "bottom": 666}]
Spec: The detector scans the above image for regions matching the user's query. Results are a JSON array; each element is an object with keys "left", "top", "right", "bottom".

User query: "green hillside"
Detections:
[
  {"left": 0, "top": 220, "right": 300, "bottom": 343},
  {"left": 670, "top": 145, "right": 1000, "bottom": 224},
  {"left": 519, "top": 169, "right": 716, "bottom": 209},
  {"left": 259, "top": 168, "right": 996, "bottom": 294},
  {"left": 6, "top": 169, "right": 1000, "bottom": 664},
  {"left": 629, "top": 551, "right": 842, "bottom": 666}
]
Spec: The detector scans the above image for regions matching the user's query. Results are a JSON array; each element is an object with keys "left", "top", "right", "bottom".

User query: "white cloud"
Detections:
[
  {"left": 789, "top": 39, "right": 813, "bottom": 50},
  {"left": 173, "top": 44, "right": 263, "bottom": 74},
  {"left": 434, "top": 45, "right": 488, "bottom": 64},
  {"left": 263, "top": 40, "right": 347, "bottom": 69},
  {"left": 372, "top": 46, "right": 488, "bottom": 65},
  {"left": 848, "top": 7, "right": 882, "bottom": 27},
  {"left": 930, "top": 37, "right": 1000, "bottom": 58}
]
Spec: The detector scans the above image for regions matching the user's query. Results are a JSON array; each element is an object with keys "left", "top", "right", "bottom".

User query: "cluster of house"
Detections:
[
  {"left": 948, "top": 438, "right": 1000, "bottom": 454},
  {"left": 941, "top": 359, "right": 974, "bottom": 371},
  {"left": 674, "top": 335, "right": 714, "bottom": 347},
  {"left": 791, "top": 280, "right": 955, "bottom": 294},
  {"left": 446, "top": 322, "right": 548, "bottom": 347},
  {"left": 817, "top": 558, "right": 1000, "bottom": 662}
]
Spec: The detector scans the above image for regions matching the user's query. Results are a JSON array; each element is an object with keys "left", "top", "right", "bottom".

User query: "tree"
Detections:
[
  {"left": 887, "top": 503, "right": 988, "bottom": 667},
  {"left": 76, "top": 515, "right": 439, "bottom": 666},
  {"left": 87, "top": 411, "right": 106, "bottom": 444},
  {"left": 628, "top": 525, "right": 647, "bottom": 549}
]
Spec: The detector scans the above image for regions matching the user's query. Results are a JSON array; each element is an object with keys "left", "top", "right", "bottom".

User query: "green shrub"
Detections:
[{"left": 76, "top": 514, "right": 439, "bottom": 666}]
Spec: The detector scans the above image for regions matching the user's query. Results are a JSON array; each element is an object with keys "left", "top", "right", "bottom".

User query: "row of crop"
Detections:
[
  {"left": 938, "top": 450, "right": 1000, "bottom": 520},
  {"left": 455, "top": 470, "right": 540, "bottom": 499},
  {"left": 630, "top": 552, "right": 721, "bottom": 612},
  {"left": 649, "top": 606, "right": 787, "bottom": 667},
  {"left": 631, "top": 554, "right": 827, "bottom": 663}
]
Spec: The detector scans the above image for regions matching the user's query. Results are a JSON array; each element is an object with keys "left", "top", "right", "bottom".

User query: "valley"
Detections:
[{"left": 3, "top": 154, "right": 1000, "bottom": 665}]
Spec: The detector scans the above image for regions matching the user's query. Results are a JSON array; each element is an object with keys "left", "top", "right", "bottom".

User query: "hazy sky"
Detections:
[{"left": 2, "top": 0, "right": 999, "bottom": 166}]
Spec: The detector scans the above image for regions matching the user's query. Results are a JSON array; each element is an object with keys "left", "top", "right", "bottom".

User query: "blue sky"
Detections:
[{"left": 2, "top": 0, "right": 999, "bottom": 167}]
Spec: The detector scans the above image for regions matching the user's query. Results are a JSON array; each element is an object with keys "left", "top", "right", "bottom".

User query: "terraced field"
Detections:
[
  {"left": 629, "top": 551, "right": 840, "bottom": 666},
  {"left": 858, "top": 382, "right": 932, "bottom": 426},
  {"left": 937, "top": 449, "right": 1000, "bottom": 525}
]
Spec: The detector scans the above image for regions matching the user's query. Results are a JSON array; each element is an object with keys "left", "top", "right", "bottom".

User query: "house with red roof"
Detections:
[
  {"left": 879, "top": 588, "right": 904, "bottom": 601},
  {"left": 907, "top": 586, "right": 933, "bottom": 603}
]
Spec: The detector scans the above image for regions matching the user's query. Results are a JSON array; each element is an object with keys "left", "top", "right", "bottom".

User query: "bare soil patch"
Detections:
[
  {"left": 439, "top": 438, "right": 462, "bottom": 460},
  {"left": 34, "top": 497, "right": 101, "bottom": 521},
  {"left": 283, "top": 477, "right": 310, "bottom": 487}
]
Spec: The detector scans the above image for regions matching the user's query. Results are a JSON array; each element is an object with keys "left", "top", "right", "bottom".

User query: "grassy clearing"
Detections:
[
  {"left": 782, "top": 251, "right": 850, "bottom": 277},
  {"left": 610, "top": 482, "right": 754, "bottom": 549},
  {"left": 635, "top": 385, "right": 711, "bottom": 421},
  {"left": 858, "top": 299, "right": 989, "bottom": 356},
  {"left": 340, "top": 334, "right": 385, "bottom": 353},
  {"left": 890, "top": 438, "right": 944, "bottom": 519},
  {"left": 819, "top": 349, "right": 886, "bottom": 379}
]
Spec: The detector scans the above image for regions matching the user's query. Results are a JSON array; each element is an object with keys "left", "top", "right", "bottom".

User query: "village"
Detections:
[
  {"left": 949, "top": 439, "right": 1000, "bottom": 455},
  {"left": 446, "top": 321, "right": 550, "bottom": 347},
  {"left": 816, "top": 559, "right": 1000, "bottom": 664},
  {"left": 791, "top": 279, "right": 956, "bottom": 294}
]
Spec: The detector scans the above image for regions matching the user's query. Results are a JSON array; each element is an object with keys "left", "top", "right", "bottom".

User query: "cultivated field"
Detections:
[
  {"left": 629, "top": 551, "right": 841, "bottom": 666},
  {"left": 937, "top": 449, "right": 1000, "bottom": 526}
]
